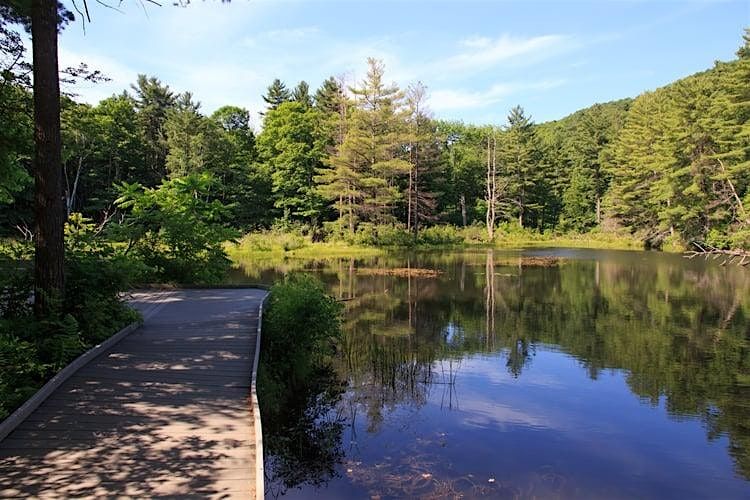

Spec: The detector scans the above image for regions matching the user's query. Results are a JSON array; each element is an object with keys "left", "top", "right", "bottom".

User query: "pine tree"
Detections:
[
  {"left": 131, "top": 74, "right": 176, "bottom": 184},
  {"left": 498, "top": 106, "right": 542, "bottom": 227},
  {"left": 318, "top": 58, "right": 410, "bottom": 231},
  {"left": 164, "top": 93, "right": 206, "bottom": 178},
  {"left": 559, "top": 101, "right": 629, "bottom": 229},
  {"left": 606, "top": 89, "right": 681, "bottom": 243},
  {"left": 405, "top": 82, "right": 438, "bottom": 235},
  {"left": 257, "top": 101, "right": 327, "bottom": 222},
  {"left": 292, "top": 80, "right": 313, "bottom": 109},
  {"left": 262, "top": 78, "right": 292, "bottom": 112},
  {"left": 314, "top": 76, "right": 344, "bottom": 114}
]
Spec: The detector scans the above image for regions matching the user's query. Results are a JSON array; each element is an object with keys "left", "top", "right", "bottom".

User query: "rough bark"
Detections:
[{"left": 32, "top": 0, "right": 65, "bottom": 316}]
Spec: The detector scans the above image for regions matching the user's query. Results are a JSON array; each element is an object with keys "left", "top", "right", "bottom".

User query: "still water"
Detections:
[{"left": 231, "top": 248, "right": 750, "bottom": 499}]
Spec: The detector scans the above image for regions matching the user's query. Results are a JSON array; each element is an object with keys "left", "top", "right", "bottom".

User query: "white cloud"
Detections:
[
  {"left": 460, "top": 35, "right": 493, "bottom": 48},
  {"left": 242, "top": 26, "right": 320, "bottom": 48},
  {"left": 58, "top": 47, "right": 139, "bottom": 103},
  {"left": 429, "top": 79, "right": 567, "bottom": 111},
  {"left": 434, "top": 34, "right": 575, "bottom": 75}
]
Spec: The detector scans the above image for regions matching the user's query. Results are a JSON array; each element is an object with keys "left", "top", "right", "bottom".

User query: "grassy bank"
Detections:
[{"left": 228, "top": 224, "right": 645, "bottom": 260}]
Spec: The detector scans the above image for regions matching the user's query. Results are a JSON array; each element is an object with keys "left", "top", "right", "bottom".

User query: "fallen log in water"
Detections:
[{"left": 684, "top": 242, "right": 750, "bottom": 266}]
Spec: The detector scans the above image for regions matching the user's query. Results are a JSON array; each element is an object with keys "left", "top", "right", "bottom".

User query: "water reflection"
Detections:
[{"left": 233, "top": 249, "right": 750, "bottom": 498}]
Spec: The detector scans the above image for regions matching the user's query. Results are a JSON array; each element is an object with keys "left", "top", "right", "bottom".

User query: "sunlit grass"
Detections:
[{"left": 227, "top": 226, "right": 645, "bottom": 261}]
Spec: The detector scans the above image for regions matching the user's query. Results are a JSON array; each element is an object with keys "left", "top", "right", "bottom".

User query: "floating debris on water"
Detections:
[
  {"left": 356, "top": 267, "right": 443, "bottom": 277},
  {"left": 495, "top": 256, "right": 565, "bottom": 267}
]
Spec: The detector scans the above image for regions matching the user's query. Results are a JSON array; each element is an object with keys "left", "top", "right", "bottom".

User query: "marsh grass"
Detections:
[{"left": 229, "top": 224, "right": 644, "bottom": 261}]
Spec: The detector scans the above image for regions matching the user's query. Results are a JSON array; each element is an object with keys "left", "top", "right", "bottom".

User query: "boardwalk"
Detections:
[{"left": 0, "top": 288, "right": 266, "bottom": 498}]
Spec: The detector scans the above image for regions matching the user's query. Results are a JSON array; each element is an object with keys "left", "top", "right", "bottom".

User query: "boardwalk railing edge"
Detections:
[
  {"left": 0, "top": 292, "right": 173, "bottom": 443},
  {"left": 0, "top": 320, "right": 140, "bottom": 442},
  {"left": 252, "top": 292, "right": 270, "bottom": 500},
  {"left": 0, "top": 322, "right": 144, "bottom": 443}
]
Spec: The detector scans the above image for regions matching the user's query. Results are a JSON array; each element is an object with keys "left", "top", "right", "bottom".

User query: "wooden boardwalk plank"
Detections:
[{"left": 0, "top": 288, "right": 266, "bottom": 499}]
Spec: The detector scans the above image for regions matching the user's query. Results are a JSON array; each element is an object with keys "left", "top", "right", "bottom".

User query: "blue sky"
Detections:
[{"left": 55, "top": 0, "right": 749, "bottom": 128}]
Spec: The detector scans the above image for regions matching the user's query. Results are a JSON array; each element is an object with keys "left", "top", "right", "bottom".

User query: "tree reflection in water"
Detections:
[{"left": 239, "top": 249, "right": 750, "bottom": 496}]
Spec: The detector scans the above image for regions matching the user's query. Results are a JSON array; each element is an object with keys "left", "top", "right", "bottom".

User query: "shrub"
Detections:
[
  {"left": 258, "top": 275, "right": 345, "bottom": 492},
  {"left": 0, "top": 215, "right": 140, "bottom": 420},
  {"left": 261, "top": 275, "right": 343, "bottom": 379},
  {"left": 348, "top": 223, "right": 414, "bottom": 247},
  {"left": 458, "top": 223, "right": 488, "bottom": 244},
  {"left": 417, "top": 225, "right": 464, "bottom": 246},
  {"left": 115, "top": 173, "right": 238, "bottom": 283},
  {"left": 238, "top": 230, "right": 307, "bottom": 252},
  {"left": 729, "top": 228, "right": 750, "bottom": 250}
]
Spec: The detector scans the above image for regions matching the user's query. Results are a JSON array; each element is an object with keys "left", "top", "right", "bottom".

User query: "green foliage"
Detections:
[
  {"left": 0, "top": 216, "right": 140, "bottom": 420},
  {"left": 317, "top": 58, "right": 411, "bottom": 231},
  {"left": 3, "top": 35, "right": 750, "bottom": 254},
  {"left": 257, "top": 101, "right": 328, "bottom": 222},
  {"left": 237, "top": 225, "right": 308, "bottom": 252},
  {"left": 259, "top": 275, "right": 345, "bottom": 493},
  {"left": 261, "top": 275, "right": 343, "bottom": 384},
  {"left": 347, "top": 223, "right": 414, "bottom": 247},
  {"left": 498, "top": 105, "right": 546, "bottom": 228},
  {"left": 262, "top": 78, "right": 292, "bottom": 112},
  {"left": 115, "top": 173, "right": 237, "bottom": 283},
  {"left": 0, "top": 25, "right": 32, "bottom": 207},
  {"left": 606, "top": 49, "right": 749, "bottom": 248},
  {"left": 416, "top": 224, "right": 464, "bottom": 246},
  {"left": 63, "top": 214, "right": 143, "bottom": 341},
  {"left": 561, "top": 166, "right": 598, "bottom": 231}
]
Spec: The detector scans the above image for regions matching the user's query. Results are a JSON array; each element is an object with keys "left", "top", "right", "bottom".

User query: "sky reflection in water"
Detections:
[{"left": 232, "top": 248, "right": 750, "bottom": 499}]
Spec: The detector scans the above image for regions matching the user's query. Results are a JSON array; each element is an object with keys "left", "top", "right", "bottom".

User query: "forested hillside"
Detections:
[{"left": 1, "top": 28, "right": 748, "bottom": 250}]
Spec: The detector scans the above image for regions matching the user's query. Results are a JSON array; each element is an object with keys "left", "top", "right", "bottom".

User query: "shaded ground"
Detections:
[{"left": 0, "top": 288, "right": 265, "bottom": 498}]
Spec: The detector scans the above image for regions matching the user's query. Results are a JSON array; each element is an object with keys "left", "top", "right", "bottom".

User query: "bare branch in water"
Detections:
[{"left": 684, "top": 242, "right": 750, "bottom": 267}]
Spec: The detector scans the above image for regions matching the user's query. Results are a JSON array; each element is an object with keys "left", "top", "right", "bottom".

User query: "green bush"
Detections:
[
  {"left": 348, "top": 223, "right": 414, "bottom": 247},
  {"left": 729, "top": 228, "right": 750, "bottom": 250},
  {"left": 0, "top": 215, "right": 141, "bottom": 420},
  {"left": 258, "top": 275, "right": 345, "bottom": 491},
  {"left": 417, "top": 225, "right": 464, "bottom": 246},
  {"left": 261, "top": 275, "right": 343, "bottom": 382},
  {"left": 64, "top": 214, "right": 143, "bottom": 343},
  {"left": 238, "top": 226, "right": 308, "bottom": 253},
  {"left": 114, "top": 173, "right": 238, "bottom": 283},
  {"left": 458, "top": 223, "right": 488, "bottom": 244}
]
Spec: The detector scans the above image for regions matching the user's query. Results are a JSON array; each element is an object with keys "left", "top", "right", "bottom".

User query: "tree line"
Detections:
[{"left": 1, "top": 29, "right": 749, "bottom": 250}]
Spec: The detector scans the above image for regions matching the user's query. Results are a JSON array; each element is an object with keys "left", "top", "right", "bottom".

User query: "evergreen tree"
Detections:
[
  {"left": 262, "top": 78, "right": 292, "bottom": 112},
  {"left": 130, "top": 74, "right": 176, "bottom": 184},
  {"left": 164, "top": 93, "right": 207, "bottom": 178},
  {"left": 314, "top": 76, "right": 344, "bottom": 115},
  {"left": 318, "top": 58, "right": 410, "bottom": 231},
  {"left": 292, "top": 80, "right": 313, "bottom": 108},
  {"left": 498, "top": 106, "right": 542, "bottom": 227},
  {"left": 558, "top": 100, "right": 630, "bottom": 230},
  {"left": 405, "top": 82, "right": 439, "bottom": 235},
  {"left": 257, "top": 101, "right": 327, "bottom": 222}
]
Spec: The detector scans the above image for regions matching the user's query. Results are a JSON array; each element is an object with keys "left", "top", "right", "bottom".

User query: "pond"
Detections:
[{"left": 230, "top": 248, "right": 750, "bottom": 499}]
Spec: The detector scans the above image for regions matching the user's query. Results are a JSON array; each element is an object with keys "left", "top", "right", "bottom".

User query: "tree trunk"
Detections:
[
  {"left": 595, "top": 195, "right": 601, "bottom": 225},
  {"left": 32, "top": 0, "right": 65, "bottom": 317},
  {"left": 414, "top": 143, "right": 420, "bottom": 237},
  {"left": 485, "top": 135, "right": 494, "bottom": 240},
  {"left": 407, "top": 159, "right": 413, "bottom": 232},
  {"left": 460, "top": 194, "right": 467, "bottom": 227}
]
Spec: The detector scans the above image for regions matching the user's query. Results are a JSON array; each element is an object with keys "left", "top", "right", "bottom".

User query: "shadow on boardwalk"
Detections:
[{"left": 0, "top": 288, "right": 265, "bottom": 498}]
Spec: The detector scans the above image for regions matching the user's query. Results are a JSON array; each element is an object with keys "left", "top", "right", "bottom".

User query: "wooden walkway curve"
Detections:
[{"left": 0, "top": 288, "right": 267, "bottom": 499}]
